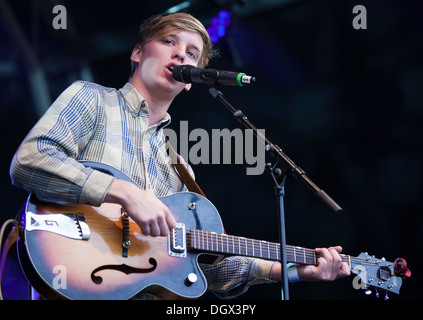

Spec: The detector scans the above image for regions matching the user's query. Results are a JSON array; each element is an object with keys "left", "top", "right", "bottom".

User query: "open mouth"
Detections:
[
  {"left": 166, "top": 65, "right": 175, "bottom": 74},
  {"left": 165, "top": 64, "right": 182, "bottom": 82},
  {"left": 166, "top": 65, "right": 177, "bottom": 81}
]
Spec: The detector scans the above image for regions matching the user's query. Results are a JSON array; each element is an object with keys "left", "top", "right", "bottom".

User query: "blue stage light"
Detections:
[{"left": 207, "top": 10, "right": 231, "bottom": 44}]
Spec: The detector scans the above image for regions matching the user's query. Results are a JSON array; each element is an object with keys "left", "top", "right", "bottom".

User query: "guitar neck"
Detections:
[{"left": 188, "top": 229, "right": 350, "bottom": 266}]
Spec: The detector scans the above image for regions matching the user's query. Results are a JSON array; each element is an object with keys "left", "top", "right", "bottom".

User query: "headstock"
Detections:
[{"left": 350, "top": 253, "right": 410, "bottom": 299}]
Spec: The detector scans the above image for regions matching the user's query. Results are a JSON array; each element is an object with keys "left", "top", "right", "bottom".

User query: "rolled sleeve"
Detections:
[
  {"left": 80, "top": 169, "right": 115, "bottom": 206},
  {"left": 200, "top": 257, "right": 300, "bottom": 299},
  {"left": 200, "top": 257, "right": 276, "bottom": 299}
]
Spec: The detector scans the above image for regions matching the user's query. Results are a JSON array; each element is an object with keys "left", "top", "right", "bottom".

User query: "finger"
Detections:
[
  {"left": 140, "top": 222, "right": 150, "bottom": 236},
  {"left": 327, "top": 248, "right": 342, "bottom": 267},
  {"left": 328, "top": 246, "right": 343, "bottom": 253},
  {"left": 165, "top": 208, "right": 177, "bottom": 230},
  {"left": 328, "top": 248, "right": 345, "bottom": 281},
  {"left": 150, "top": 221, "right": 161, "bottom": 237},
  {"left": 338, "top": 262, "right": 351, "bottom": 278},
  {"left": 316, "top": 248, "right": 334, "bottom": 265},
  {"left": 316, "top": 248, "right": 338, "bottom": 281},
  {"left": 157, "top": 214, "right": 170, "bottom": 236}
]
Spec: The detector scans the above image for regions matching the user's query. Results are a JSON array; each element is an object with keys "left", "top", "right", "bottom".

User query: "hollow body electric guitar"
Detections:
[{"left": 17, "top": 162, "right": 409, "bottom": 300}]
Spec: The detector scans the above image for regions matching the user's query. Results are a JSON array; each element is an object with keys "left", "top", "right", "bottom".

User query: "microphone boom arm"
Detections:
[{"left": 208, "top": 87, "right": 343, "bottom": 214}]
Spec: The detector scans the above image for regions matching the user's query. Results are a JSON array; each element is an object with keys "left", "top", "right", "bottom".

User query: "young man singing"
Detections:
[{"left": 10, "top": 13, "right": 350, "bottom": 299}]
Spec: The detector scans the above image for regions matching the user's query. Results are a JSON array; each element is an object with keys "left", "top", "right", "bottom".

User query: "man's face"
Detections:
[{"left": 131, "top": 29, "right": 204, "bottom": 98}]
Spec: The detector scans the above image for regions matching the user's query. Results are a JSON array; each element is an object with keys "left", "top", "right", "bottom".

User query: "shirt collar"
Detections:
[
  {"left": 119, "top": 82, "right": 171, "bottom": 128},
  {"left": 119, "top": 82, "right": 147, "bottom": 115}
]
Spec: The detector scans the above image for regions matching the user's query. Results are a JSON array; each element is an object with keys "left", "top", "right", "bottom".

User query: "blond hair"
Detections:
[{"left": 130, "top": 13, "right": 217, "bottom": 76}]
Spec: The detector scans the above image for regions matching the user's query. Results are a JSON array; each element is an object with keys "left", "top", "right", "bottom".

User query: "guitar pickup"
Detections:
[
  {"left": 25, "top": 211, "right": 90, "bottom": 240},
  {"left": 168, "top": 223, "right": 186, "bottom": 258}
]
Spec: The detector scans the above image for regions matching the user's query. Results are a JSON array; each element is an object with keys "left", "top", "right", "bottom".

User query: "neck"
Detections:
[
  {"left": 146, "top": 102, "right": 169, "bottom": 127},
  {"left": 129, "top": 78, "right": 173, "bottom": 126},
  {"left": 187, "top": 229, "right": 350, "bottom": 266}
]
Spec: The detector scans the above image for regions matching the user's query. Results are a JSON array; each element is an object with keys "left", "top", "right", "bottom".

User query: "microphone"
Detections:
[{"left": 172, "top": 65, "right": 256, "bottom": 87}]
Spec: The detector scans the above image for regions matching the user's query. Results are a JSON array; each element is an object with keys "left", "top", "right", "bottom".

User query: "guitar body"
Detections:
[{"left": 17, "top": 163, "right": 223, "bottom": 300}]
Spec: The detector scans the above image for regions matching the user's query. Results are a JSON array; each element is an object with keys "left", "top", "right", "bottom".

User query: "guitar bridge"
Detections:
[{"left": 168, "top": 223, "right": 186, "bottom": 258}]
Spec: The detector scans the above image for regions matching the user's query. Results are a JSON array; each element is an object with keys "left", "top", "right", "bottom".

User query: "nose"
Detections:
[{"left": 172, "top": 45, "right": 185, "bottom": 62}]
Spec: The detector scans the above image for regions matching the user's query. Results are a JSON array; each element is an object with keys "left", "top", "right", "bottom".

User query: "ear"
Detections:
[
  {"left": 184, "top": 83, "right": 192, "bottom": 91},
  {"left": 130, "top": 46, "right": 142, "bottom": 63}
]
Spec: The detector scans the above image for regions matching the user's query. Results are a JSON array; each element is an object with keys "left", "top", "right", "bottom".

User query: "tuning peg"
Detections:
[
  {"left": 364, "top": 289, "right": 372, "bottom": 295},
  {"left": 375, "top": 290, "right": 379, "bottom": 298},
  {"left": 384, "top": 293, "right": 389, "bottom": 301}
]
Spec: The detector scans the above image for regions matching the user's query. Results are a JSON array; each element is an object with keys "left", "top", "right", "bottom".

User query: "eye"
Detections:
[
  {"left": 162, "top": 38, "right": 174, "bottom": 46},
  {"left": 187, "top": 51, "right": 196, "bottom": 59}
]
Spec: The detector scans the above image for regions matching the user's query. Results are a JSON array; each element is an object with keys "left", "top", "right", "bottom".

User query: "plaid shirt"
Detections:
[{"left": 10, "top": 81, "right": 279, "bottom": 298}]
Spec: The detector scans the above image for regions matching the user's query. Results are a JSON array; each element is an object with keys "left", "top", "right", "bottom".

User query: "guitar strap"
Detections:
[
  {"left": 0, "top": 218, "right": 20, "bottom": 299},
  {"left": 166, "top": 139, "right": 207, "bottom": 198}
]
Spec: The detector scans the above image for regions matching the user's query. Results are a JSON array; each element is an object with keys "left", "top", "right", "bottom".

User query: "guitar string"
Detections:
[
  {"left": 96, "top": 221, "right": 380, "bottom": 266},
  {"left": 186, "top": 230, "right": 377, "bottom": 265}
]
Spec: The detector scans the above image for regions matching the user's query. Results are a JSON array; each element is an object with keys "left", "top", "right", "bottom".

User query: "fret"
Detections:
[
  {"left": 210, "top": 232, "right": 213, "bottom": 251},
  {"left": 267, "top": 242, "right": 272, "bottom": 259},
  {"left": 211, "top": 232, "right": 214, "bottom": 252},
  {"left": 215, "top": 233, "right": 219, "bottom": 252},
  {"left": 260, "top": 241, "right": 263, "bottom": 257},
  {"left": 274, "top": 243, "right": 279, "bottom": 260},
  {"left": 217, "top": 234, "right": 224, "bottom": 252},
  {"left": 188, "top": 229, "right": 318, "bottom": 266},
  {"left": 269, "top": 242, "right": 272, "bottom": 259},
  {"left": 276, "top": 243, "right": 279, "bottom": 261},
  {"left": 238, "top": 237, "right": 241, "bottom": 255},
  {"left": 224, "top": 233, "right": 228, "bottom": 254},
  {"left": 264, "top": 241, "right": 268, "bottom": 259}
]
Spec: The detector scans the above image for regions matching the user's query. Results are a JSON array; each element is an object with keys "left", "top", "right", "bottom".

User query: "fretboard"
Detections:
[{"left": 188, "top": 229, "right": 321, "bottom": 265}]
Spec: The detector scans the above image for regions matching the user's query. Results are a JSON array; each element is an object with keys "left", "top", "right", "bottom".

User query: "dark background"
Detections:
[{"left": 1, "top": 0, "right": 422, "bottom": 300}]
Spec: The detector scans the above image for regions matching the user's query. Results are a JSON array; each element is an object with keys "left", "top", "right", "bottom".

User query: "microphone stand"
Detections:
[{"left": 208, "top": 87, "right": 343, "bottom": 300}]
